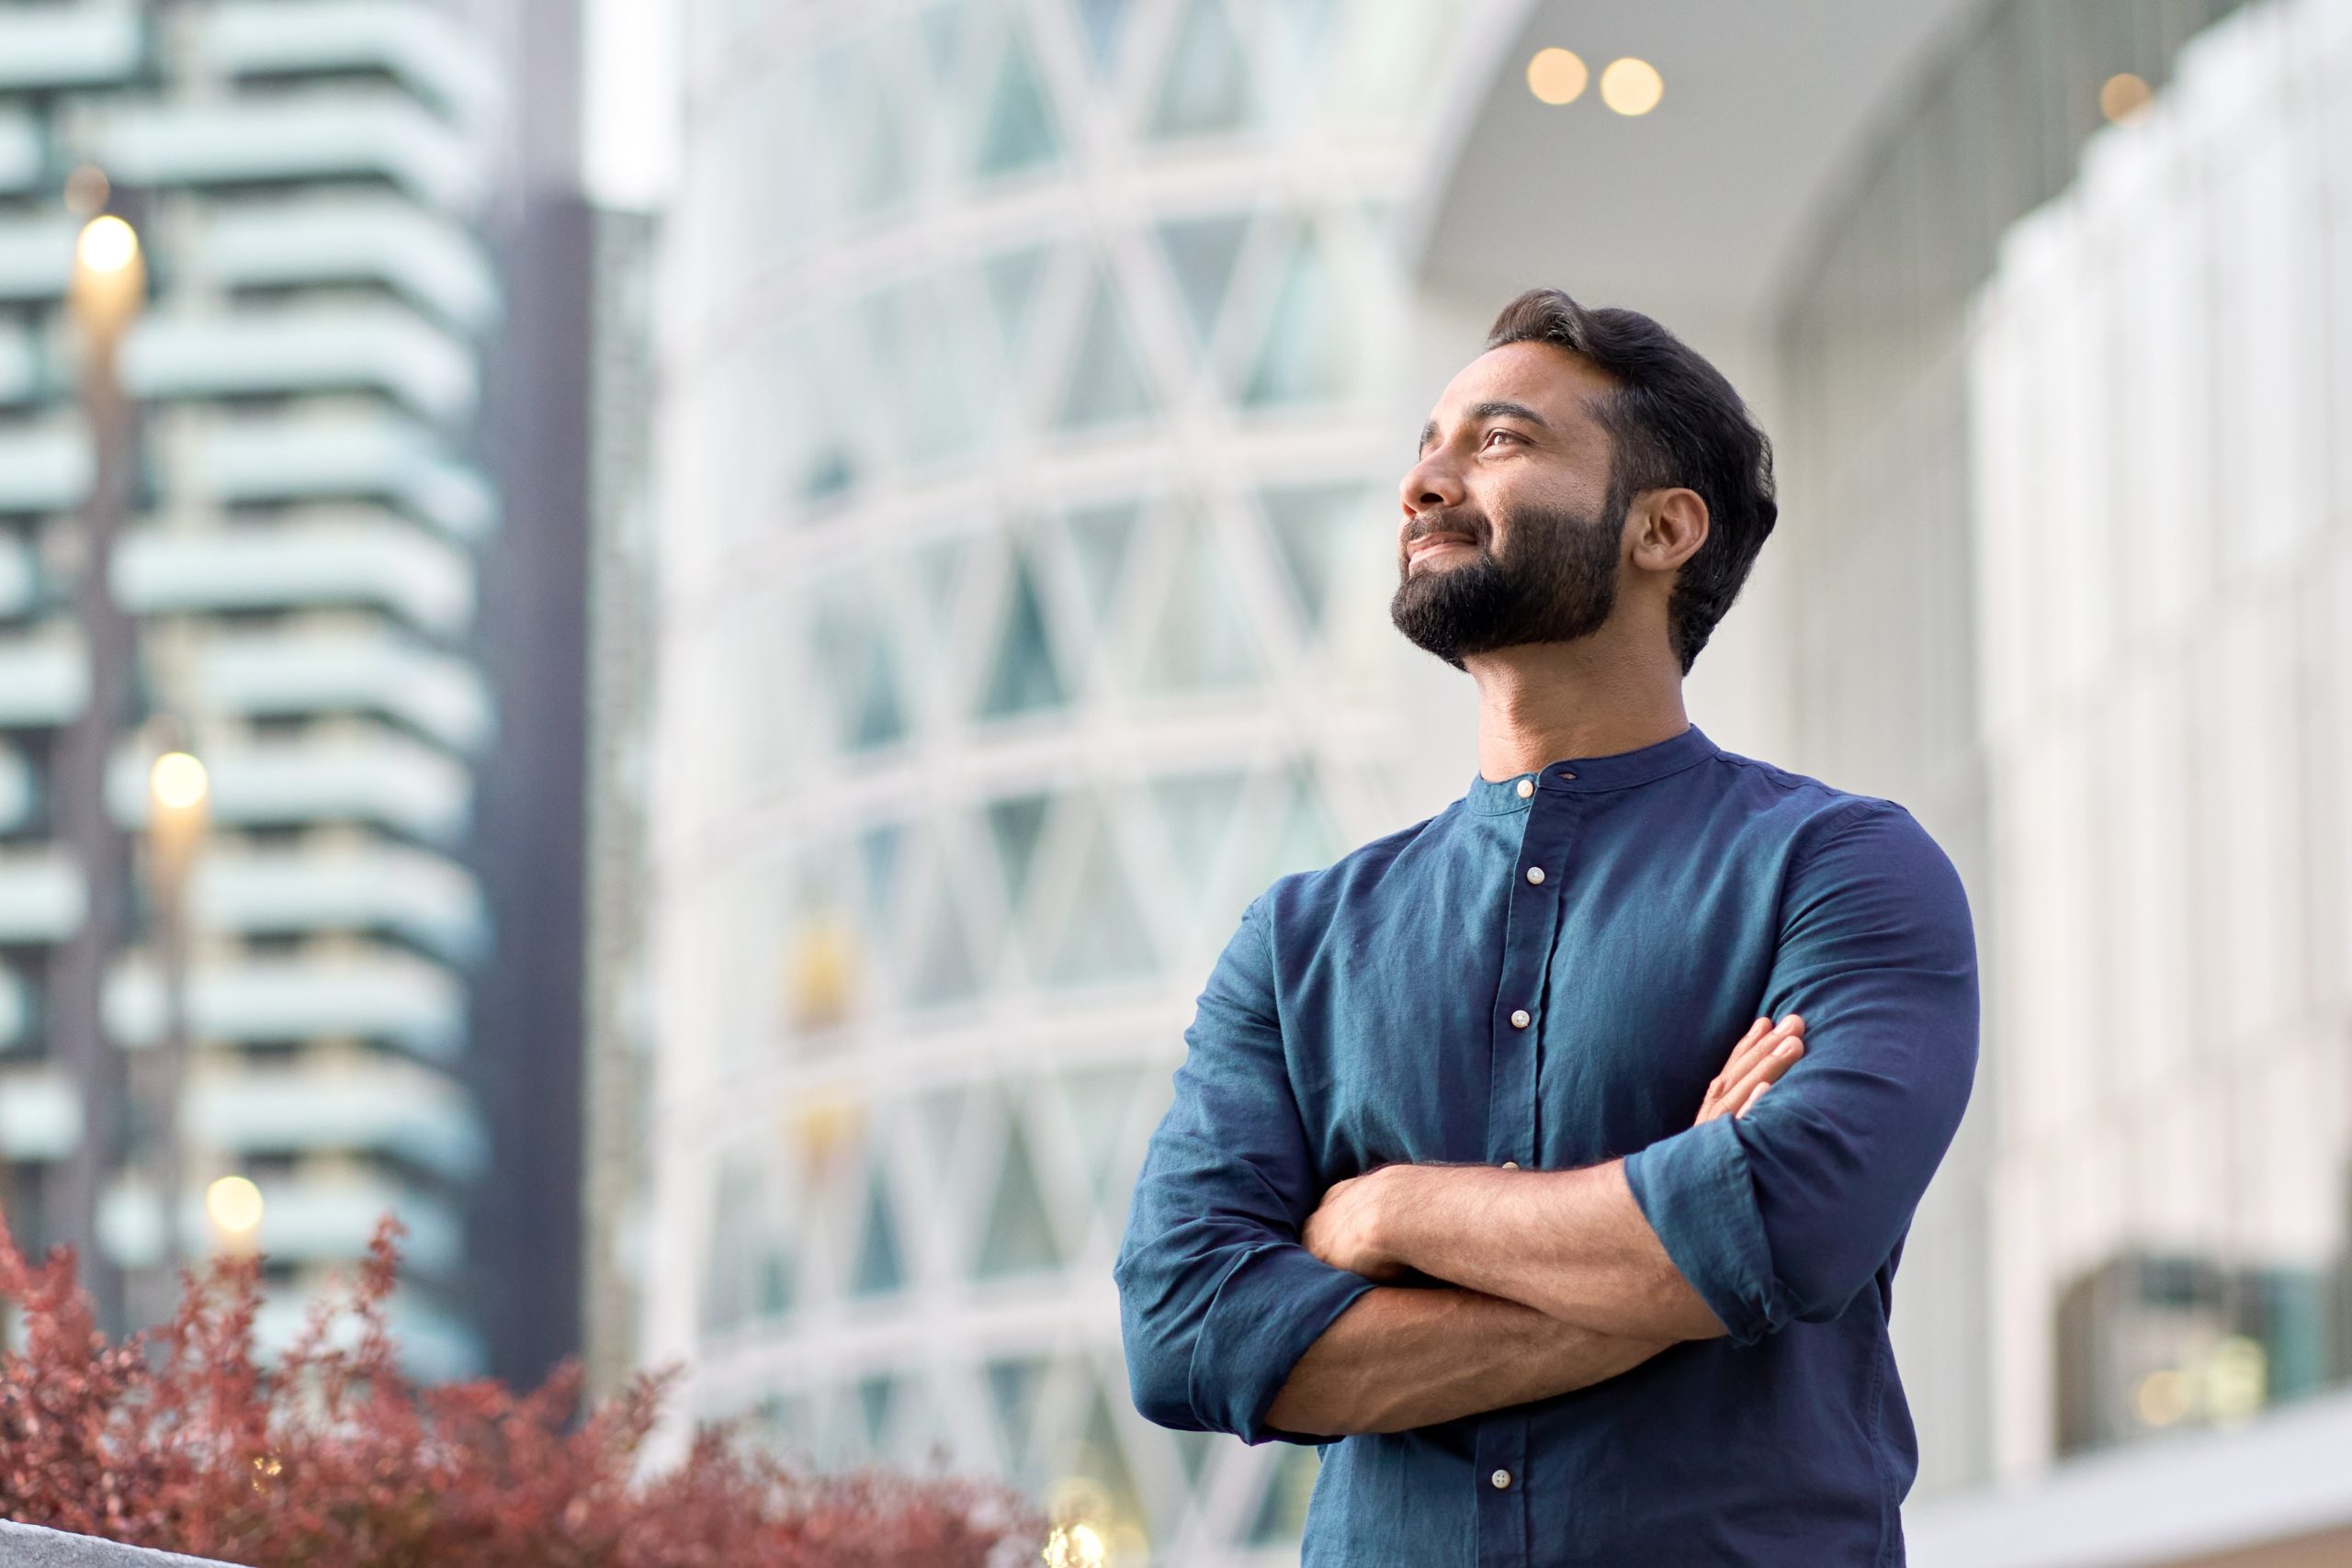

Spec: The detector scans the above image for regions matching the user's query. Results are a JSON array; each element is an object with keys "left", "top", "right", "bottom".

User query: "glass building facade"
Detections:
[{"left": 645, "top": 1, "right": 1465, "bottom": 1560}]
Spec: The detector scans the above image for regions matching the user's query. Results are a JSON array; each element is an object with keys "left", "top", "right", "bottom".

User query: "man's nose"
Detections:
[{"left": 1398, "top": 452, "right": 1463, "bottom": 515}]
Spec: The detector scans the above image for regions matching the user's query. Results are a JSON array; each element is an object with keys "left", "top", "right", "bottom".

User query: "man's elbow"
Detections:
[{"left": 1122, "top": 1337, "right": 1205, "bottom": 1432}]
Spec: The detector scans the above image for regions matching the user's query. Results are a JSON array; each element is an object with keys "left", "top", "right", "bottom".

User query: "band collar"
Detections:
[{"left": 1465, "top": 723, "right": 1719, "bottom": 814}]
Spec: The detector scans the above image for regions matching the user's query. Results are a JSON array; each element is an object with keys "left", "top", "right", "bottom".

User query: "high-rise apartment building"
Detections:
[{"left": 0, "top": 0, "right": 588, "bottom": 1383}]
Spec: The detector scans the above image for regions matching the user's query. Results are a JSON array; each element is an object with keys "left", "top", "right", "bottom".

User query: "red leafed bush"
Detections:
[{"left": 0, "top": 1215, "right": 1043, "bottom": 1567}]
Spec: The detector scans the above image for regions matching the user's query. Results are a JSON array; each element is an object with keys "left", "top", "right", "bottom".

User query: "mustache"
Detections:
[{"left": 1401, "top": 510, "right": 1492, "bottom": 550}]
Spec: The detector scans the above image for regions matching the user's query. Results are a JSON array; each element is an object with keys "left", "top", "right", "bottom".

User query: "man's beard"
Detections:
[{"left": 1388, "top": 487, "right": 1627, "bottom": 670}]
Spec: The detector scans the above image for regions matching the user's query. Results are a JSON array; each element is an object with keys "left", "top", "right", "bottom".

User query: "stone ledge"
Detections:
[{"left": 0, "top": 1521, "right": 242, "bottom": 1567}]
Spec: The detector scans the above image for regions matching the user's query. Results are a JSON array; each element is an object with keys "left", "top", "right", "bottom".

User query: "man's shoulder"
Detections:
[
  {"left": 1249, "top": 804, "right": 1459, "bottom": 927},
  {"left": 1703, "top": 744, "right": 1934, "bottom": 853}
]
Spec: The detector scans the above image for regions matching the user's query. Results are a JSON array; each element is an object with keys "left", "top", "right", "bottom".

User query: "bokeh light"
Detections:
[
  {"left": 75, "top": 214, "right": 139, "bottom": 275},
  {"left": 1526, "top": 48, "right": 1589, "bottom": 106},
  {"left": 206, "top": 1175, "right": 265, "bottom": 1235},
  {"left": 2100, "top": 71, "right": 2154, "bottom": 125},
  {"left": 150, "top": 750, "right": 209, "bottom": 812},
  {"left": 1600, "top": 57, "right": 1665, "bottom": 117}
]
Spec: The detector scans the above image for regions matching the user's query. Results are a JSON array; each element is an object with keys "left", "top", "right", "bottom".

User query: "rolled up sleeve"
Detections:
[
  {"left": 1114, "top": 895, "right": 1376, "bottom": 1444},
  {"left": 1623, "top": 800, "right": 1980, "bottom": 1346}
]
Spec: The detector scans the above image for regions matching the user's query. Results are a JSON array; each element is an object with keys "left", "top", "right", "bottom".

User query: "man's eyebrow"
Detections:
[{"left": 1418, "top": 400, "right": 1552, "bottom": 453}]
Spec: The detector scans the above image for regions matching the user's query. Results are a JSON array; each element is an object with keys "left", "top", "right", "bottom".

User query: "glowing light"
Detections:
[
  {"left": 2132, "top": 1368, "right": 2189, "bottom": 1427},
  {"left": 1525, "top": 48, "right": 1589, "bottom": 106},
  {"left": 150, "top": 750, "right": 209, "bottom": 812},
  {"left": 1600, "top": 58, "right": 1664, "bottom": 116},
  {"left": 206, "top": 1175, "right": 264, "bottom": 1235},
  {"left": 75, "top": 215, "right": 139, "bottom": 276},
  {"left": 1042, "top": 1523, "right": 1105, "bottom": 1568},
  {"left": 62, "top": 164, "right": 109, "bottom": 217},
  {"left": 2206, "top": 1336, "right": 2267, "bottom": 1424},
  {"left": 2100, "top": 73, "right": 2154, "bottom": 125}
]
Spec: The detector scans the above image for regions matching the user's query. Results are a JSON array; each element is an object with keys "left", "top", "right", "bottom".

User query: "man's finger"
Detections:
[
  {"left": 1718, "top": 1031, "right": 1804, "bottom": 1110},
  {"left": 1735, "top": 1079, "right": 1775, "bottom": 1118},
  {"left": 1716, "top": 1013, "right": 1804, "bottom": 1094}
]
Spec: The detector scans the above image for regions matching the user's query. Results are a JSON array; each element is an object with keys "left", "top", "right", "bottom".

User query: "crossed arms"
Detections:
[{"left": 1113, "top": 799, "right": 1980, "bottom": 1446}]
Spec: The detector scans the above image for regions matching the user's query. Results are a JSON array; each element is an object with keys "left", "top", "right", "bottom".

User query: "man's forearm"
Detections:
[
  {"left": 1261, "top": 1284, "right": 1671, "bottom": 1437},
  {"left": 1383, "top": 1161, "right": 1727, "bottom": 1341}
]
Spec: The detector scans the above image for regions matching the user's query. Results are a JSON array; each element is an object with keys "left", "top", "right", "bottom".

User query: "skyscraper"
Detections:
[{"left": 0, "top": 0, "right": 588, "bottom": 1384}]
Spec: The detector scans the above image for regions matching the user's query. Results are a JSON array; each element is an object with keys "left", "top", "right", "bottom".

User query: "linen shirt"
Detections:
[{"left": 1114, "top": 722, "right": 1978, "bottom": 1567}]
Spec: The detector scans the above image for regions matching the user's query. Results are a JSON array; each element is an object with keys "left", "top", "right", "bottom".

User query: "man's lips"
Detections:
[{"left": 1405, "top": 533, "right": 1477, "bottom": 564}]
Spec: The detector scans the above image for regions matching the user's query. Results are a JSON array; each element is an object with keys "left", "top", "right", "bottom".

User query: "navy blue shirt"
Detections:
[{"left": 1114, "top": 723, "right": 1978, "bottom": 1566}]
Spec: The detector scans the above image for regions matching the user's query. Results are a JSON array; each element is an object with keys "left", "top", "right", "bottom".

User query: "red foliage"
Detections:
[{"left": 0, "top": 1216, "right": 1043, "bottom": 1567}]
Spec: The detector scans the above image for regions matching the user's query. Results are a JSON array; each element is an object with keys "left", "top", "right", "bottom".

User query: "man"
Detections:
[{"left": 1113, "top": 288, "right": 1978, "bottom": 1565}]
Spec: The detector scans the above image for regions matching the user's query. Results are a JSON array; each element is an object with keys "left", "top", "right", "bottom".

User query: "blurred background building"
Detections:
[
  {"left": 0, "top": 0, "right": 590, "bottom": 1389},
  {"left": 628, "top": 0, "right": 2352, "bottom": 1564}
]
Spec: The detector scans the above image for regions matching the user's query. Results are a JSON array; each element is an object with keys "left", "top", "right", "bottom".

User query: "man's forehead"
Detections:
[{"left": 1429, "top": 340, "right": 1615, "bottom": 427}]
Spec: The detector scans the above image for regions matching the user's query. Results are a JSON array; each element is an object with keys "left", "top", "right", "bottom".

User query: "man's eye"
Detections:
[{"left": 1483, "top": 430, "right": 1517, "bottom": 448}]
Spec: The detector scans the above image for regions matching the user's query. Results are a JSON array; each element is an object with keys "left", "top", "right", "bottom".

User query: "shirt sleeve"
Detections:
[
  {"left": 1113, "top": 893, "right": 1378, "bottom": 1444},
  {"left": 1621, "top": 799, "right": 1980, "bottom": 1347}
]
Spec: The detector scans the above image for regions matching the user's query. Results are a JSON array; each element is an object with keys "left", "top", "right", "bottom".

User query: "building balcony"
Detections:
[
  {"left": 0, "top": 1064, "right": 76, "bottom": 1160},
  {"left": 123, "top": 303, "right": 476, "bottom": 421},
  {"left": 0, "top": 112, "right": 41, "bottom": 196},
  {"left": 0, "top": 199, "right": 497, "bottom": 334},
  {"left": 113, "top": 515, "right": 473, "bottom": 635},
  {"left": 194, "top": 628, "right": 492, "bottom": 750},
  {"left": 183, "top": 1055, "right": 485, "bottom": 1179},
  {"left": 0, "top": 420, "right": 87, "bottom": 518},
  {"left": 0, "top": 216, "right": 73, "bottom": 304},
  {"left": 206, "top": 196, "right": 498, "bottom": 333},
  {"left": 175, "top": 410, "right": 495, "bottom": 539},
  {"left": 98, "top": 1173, "right": 463, "bottom": 1279},
  {"left": 198, "top": 1, "right": 496, "bottom": 122},
  {"left": 0, "top": 745, "right": 36, "bottom": 831},
  {"left": 0, "top": 318, "right": 38, "bottom": 404},
  {"left": 106, "top": 726, "right": 472, "bottom": 841},
  {"left": 0, "top": 847, "right": 81, "bottom": 943},
  {"left": 92, "top": 92, "right": 481, "bottom": 211},
  {"left": 0, "top": 628, "right": 86, "bottom": 727},
  {"left": 106, "top": 944, "right": 468, "bottom": 1059},
  {"left": 191, "top": 842, "right": 488, "bottom": 961},
  {"left": 0, "top": 7, "right": 145, "bottom": 92}
]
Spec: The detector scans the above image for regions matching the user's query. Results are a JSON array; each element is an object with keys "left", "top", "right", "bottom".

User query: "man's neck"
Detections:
[{"left": 1462, "top": 634, "right": 1689, "bottom": 782}]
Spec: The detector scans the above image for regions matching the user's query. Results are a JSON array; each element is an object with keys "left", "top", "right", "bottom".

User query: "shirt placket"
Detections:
[{"left": 1477, "top": 773, "right": 1576, "bottom": 1568}]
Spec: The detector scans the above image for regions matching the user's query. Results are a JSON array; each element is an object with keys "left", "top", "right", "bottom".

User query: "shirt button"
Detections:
[
  {"left": 1558, "top": 770, "right": 1577, "bottom": 780},
  {"left": 1524, "top": 865, "right": 1545, "bottom": 885},
  {"left": 1510, "top": 1009, "right": 1531, "bottom": 1029},
  {"left": 1515, "top": 778, "right": 1533, "bottom": 798},
  {"left": 1501, "top": 1160, "right": 1520, "bottom": 1170},
  {"left": 1490, "top": 1469, "right": 1512, "bottom": 1490}
]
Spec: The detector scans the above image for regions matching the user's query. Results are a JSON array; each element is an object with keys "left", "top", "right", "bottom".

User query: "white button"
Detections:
[
  {"left": 1510, "top": 1009, "right": 1531, "bottom": 1029},
  {"left": 1515, "top": 778, "right": 1534, "bottom": 798},
  {"left": 1501, "top": 1160, "right": 1520, "bottom": 1170},
  {"left": 1524, "top": 865, "right": 1545, "bottom": 885},
  {"left": 1490, "top": 1469, "right": 1512, "bottom": 1490}
]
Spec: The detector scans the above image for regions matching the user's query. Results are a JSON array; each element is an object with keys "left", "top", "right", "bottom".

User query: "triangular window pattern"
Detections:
[
  {"left": 1059, "top": 1062, "right": 1148, "bottom": 1220},
  {"left": 977, "top": 27, "right": 1061, "bottom": 176},
  {"left": 849, "top": 1164, "right": 906, "bottom": 1297},
  {"left": 907, "top": 877, "right": 981, "bottom": 1008},
  {"left": 815, "top": 591, "right": 908, "bottom": 754},
  {"left": 1072, "top": 1377, "right": 1150, "bottom": 1537},
  {"left": 1073, "top": 0, "right": 1132, "bottom": 78},
  {"left": 1249, "top": 1443, "right": 1321, "bottom": 1543},
  {"left": 1149, "top": 0, "right": 1255, "bottom": 138},
  {"left": 1151, "top": 769, "right": 1244, "bottom": 919},
  {"left": 1047, "top": 815, "right": 1157, "bottom": 986},
  {"left": 1261, "top": 481, "right": 1366, "bottom": 633},
  {"left": 978, "top": 549, "right": 1069, "bottom": 718},
  {"left": 986, "top": 792, "right": 1051, "bottom": 911},
  {"left": 1265, "top": 764, "right": 1340, "bottom": 877},
  {"left": 917, "top": 2, "right": 964, "bottom": 82},
  {"left": 1244, "top": 227, "right": 1353, "bottom": 407},
  {"left": 983, "top": 243, "right": 1050, "bottom": 349},
  {"left": 1136, "top": 513, "right": 1260, "bottom": 694},
  {"left": 985, "top": 1355, "right": 1050, "bottom": 1477},
  {"left": 977, "top": 1116, "right": 1064, "bottom": 1277},
  {"left": 856, "top": 1373, "right": 897, "bottom": 1450},
  {"left": 1054, "top": 271, "right": 1155, "bottom": 432},
  {"left": 1061, "top": 499, "right": 1142, "bottom": 629},
  {"left": 1155, "top": 212, "right": 1251, "bottom": 345},
  {"left": 857, "top": 823, "right": 903, "bottom": 941}
]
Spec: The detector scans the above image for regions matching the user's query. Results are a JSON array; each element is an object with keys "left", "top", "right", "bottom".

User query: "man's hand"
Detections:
[
  {"left": 1693, "top": 1012, "right": 1804, "bottom": 1123},
  {"left": 1301, "top": 1164, "right": 1408, "bottom": 1280}
]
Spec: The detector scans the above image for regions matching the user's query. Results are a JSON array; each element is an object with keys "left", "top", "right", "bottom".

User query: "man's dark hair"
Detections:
[{"left": 1484, "top": 288, "right": 1777, "bottom": 675}]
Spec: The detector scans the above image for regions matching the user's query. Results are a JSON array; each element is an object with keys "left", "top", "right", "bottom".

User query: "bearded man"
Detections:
[{"left": 1114, "top": 288, "right": 1979, "bottom": 1567}]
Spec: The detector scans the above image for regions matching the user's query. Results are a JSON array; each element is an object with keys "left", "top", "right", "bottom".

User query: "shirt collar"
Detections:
[{"left": 1465, "top": 722, "right": 1721, "bottom": 813}]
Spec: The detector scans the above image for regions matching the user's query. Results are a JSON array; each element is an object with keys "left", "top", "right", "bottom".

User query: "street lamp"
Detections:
[
  {"left": 51, "top": 203, "right": 146, "bottom": 1328},
  {"left": 143, "top": 745, "right": 206, "bottom": 1283}
]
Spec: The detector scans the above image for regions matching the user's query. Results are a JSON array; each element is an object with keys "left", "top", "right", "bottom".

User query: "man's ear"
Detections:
[{"left": 1634, "top": 488, "right": 1709, "bottom": 575}]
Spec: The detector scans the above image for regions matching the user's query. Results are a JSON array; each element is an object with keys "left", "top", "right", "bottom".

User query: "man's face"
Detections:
[{"left": 1390, "top": 341, "right": 1630, "bottom": 668}]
